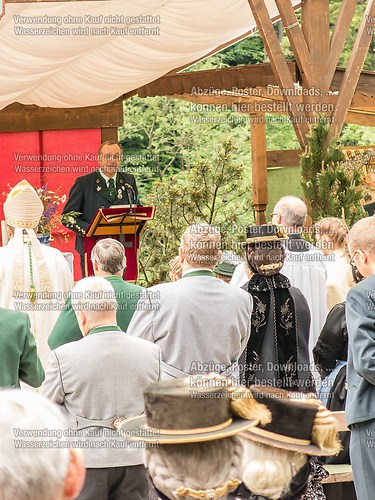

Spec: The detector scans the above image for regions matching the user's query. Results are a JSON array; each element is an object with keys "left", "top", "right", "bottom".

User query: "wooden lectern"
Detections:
[{"left": 83, "top": 205, "right": 155, "bottom": 281}]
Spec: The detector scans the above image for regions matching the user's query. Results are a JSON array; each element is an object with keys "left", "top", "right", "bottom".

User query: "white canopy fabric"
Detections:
[{"left": 0, "top": 0, "right": 300, "bottom": 110}]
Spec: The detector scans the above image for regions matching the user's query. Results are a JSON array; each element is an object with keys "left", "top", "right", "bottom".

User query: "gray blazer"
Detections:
[
  {"left": 346, "top": 274, "right": 375, "bottom": 426},
  {"left": 41, "top": 328, "right": 161, "bottom": 468},
  {"left": 127, "top": 274, "right": 252, "bottom": 380}
]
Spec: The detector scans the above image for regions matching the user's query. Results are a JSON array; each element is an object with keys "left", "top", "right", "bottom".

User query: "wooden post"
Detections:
[
  {"left": 101, "top": 127, "right": 119, "bottom": 143},
  {"left": 302, "top": 0, "right": 330, "bottom": 74},
  {"left": 301, "top": 0, "right": 330, "bottom": 114},
  {"left": 251, "top": 113, "right": 267, "bottom": 225}
]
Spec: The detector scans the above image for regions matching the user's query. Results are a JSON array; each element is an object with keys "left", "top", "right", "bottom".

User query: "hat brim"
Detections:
[
  {"left": 214, "top": 270, "right": 234, "bottom": 277},
  {"left": 118, "top": 416, "right": 258, "bottom": 444},
  {"left": 246, "top": 235, "right": 288, "bottom": 244},
  {"left": 240, "top": 428, "right": 338, "bottom": 456}
]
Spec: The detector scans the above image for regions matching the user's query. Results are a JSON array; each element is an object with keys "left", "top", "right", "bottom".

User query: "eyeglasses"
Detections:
[{"left": 349, "top": 250, "right": 360, "bottom": 267}]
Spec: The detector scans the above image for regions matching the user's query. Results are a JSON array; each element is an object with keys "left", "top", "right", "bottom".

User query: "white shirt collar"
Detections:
[{"left": 99, "top": 169, "right": 117, "bottom": 186}]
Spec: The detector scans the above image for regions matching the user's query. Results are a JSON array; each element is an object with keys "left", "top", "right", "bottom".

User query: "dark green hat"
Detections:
[{"left": 214, "top": 261, "right": 237, "bottom": 277}]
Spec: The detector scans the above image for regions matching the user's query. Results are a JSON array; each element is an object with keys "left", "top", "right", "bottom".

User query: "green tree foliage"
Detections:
[
  {"left": 301, "top": 119, "right": 365, "bottom": 226},
  {"left": 119, "top": 97, "right": 196, "bottom": 195},
  {"left": 138, "top": 140, "right": 251, "bottom": 285},
  {"left": 340, "top": 123, "right": 375, "bottom": 147},
  {"left": 330, "top": 2, "right": 375, "bottom": 71},
  {"left": 189, "top": 34, "right": 265, "bottom": 72},
  {"left": 220, "top": 36, "right": 265, "bottom": 66}
]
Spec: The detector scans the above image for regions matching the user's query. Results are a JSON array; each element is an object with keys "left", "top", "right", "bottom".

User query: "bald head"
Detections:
[
  {"left": 273, "top": 196, "right": 307, "bottom": 231},
  {"left": 347, "top": 217, "right": 375, "bottom": 278},
  {"left": 348, "top": 217, "right": 375, "bottom": 256}
]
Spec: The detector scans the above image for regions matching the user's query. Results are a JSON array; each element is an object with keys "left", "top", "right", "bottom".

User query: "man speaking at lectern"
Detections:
[{"left": 62, "top": 141, "right": 140, "bottom": 277}]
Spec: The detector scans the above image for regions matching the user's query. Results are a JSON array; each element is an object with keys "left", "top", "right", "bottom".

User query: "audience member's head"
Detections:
[
  {"left": 0, "top": 390, "right": 85, "bottom": 500},
  {"left": 241, "top": 441, "right": 308, "bottom": 500},
  {"left": 245, "top": 224, "right": 287, "bottom": 277},
  {"left": 272, "top": 196, "right": 307, "bottom": 232},
  {"left": 91, "top": 238, "right": 126, "bottom": 276},
  {"left": 119, "top": 374, "right": 271, "bottom": 500},
  {"left": 315, "top": 217, "right": 349, "bottom": 255},
  {"left": 168, "top": 256, "right": 182, "bottom": 282},
  {"left": 179, "top": 223, "right": 221, "bottom": 270},
  {"left": 71, "top": 277, "right": 117, "bottom": 336},
  {"left": 347, "top": 216, "right": 375, "bottom": 278},
  {"left": 241, "top": 386, "right": 340, "bottom": 499},
  {"left": 146, "top": 438, "right": 242, "bottom": 500},
  {"left": 214, "top": 260, "right": 237, "bottom": 283}
]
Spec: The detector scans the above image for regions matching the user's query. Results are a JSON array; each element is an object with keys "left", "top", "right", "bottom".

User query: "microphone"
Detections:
[{"left": 124, "top": 183, "right": 136, "bottom": 207}]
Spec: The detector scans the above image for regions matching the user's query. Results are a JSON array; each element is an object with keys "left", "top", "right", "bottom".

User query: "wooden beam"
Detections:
[
  {"left": 275, "top": 0, "right": 321, "bottom": 92},
  {"left": 137, "top": 62, "right": 297, "bottom": 98},
  {"left": 346, "top": 110, "right": 375, "bottom": 127},
  {"left": 326, "top": 0, "right": 358, "bottom": 87},
  {"left": 247, "top": 0, "right": 309, "bottom": 147},
  {"left": 329, "top": 0, "right": 375, "bottom": 140},
  {"left": 267, "top": 149, "right": 303, "bottom": 167},
  {"left": 267, "top": 145, "right": 375, "bottom": 168},
  {"left": 0, "top": 99, "right": 123, "bottom": 132},
  {"left": 251, "top": 113, "right": 268, "bottom": 224},
  {"left": 170, "top": 91, "right": 373, "bottom": 123},
  {"left": 101, "top": 128, "right": 118, "bottom": 143},
  {"left": 169, "top": 86, "right": 375, "bottom": 115},
  {"left": 301, "top": 0, "right": 330, "bottom": 74},
  {"left": 331, "top": 67, "right": 375, "bottom": 97},
  {"left": 135, "top": 63, "right": 375, "bottom": 107},
  {"left": 350, "top": 93, "right": 375, "bottom": 112}
]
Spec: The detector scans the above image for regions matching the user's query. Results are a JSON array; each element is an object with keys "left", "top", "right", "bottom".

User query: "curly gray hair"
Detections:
[
  {"left": 146, "top": 437, "right": 243, "bottom": 500},
  {"left": 241, "top": 439, "right": 308, "bottom": 500}
]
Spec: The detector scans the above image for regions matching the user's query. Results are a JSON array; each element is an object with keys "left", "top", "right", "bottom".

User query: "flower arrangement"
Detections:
[{"left": 36, "top": 185, "right": 68, "bottom": 240}]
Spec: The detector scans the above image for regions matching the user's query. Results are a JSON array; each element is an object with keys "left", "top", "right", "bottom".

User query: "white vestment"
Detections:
[
  {"left": 230, "top": 261, "right": 248, "bottom": 287},
  {"left": 282, "top": 244, "right": 327, "bottom": 361},
  {"left": 0, "top": 238, "right": 73, "bottom": 368},
  {"left": 324, "top": 248, "right": 352, "bottom": 312}
]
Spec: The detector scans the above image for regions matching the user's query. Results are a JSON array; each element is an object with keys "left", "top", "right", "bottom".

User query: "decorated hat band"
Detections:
[
  {"left": 246, "top": 224, "right": 288, "bottom": 244},
  {"left": 241, "top": 385, "right": 341, "bottom": 456},
  {"left": 117, "top": 374, "right": 271, "bottom": 443},
  {"left": 145, "top": 418, "right": 233, "bottom": 436},
  {"left": 174, "top": 479, "right": 241, "bottom": 498}
]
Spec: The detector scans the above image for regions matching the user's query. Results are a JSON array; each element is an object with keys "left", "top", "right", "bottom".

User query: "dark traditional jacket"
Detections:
[
  {"left": 48, "top": 275, "right": 144, "bottom": 349},
  {"left": 346, "top": 274, "right": 375, "bottom": 426},
  {"left": 62, "top": 170, "right": 139, "bottom": 255},
  {"left": 313, "top": 302, "right": 347, "bottom": 379},
  {"left": 0, "top": 307, "right": 44, "bottom": 388}
]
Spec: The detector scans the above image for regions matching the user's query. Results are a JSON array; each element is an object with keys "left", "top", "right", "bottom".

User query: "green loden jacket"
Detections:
[
  {"left": 0, "top": 307, "right": 44, "bottom": 388},
  {"left": 48, "top": 275, "right": 144, "bottom": 349}
]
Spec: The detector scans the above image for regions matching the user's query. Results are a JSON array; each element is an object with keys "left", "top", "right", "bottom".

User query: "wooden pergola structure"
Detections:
[
  {"left": 2, "top": 0, "right": 375, "bottom": 223},
  {"left": 129, "top": 0, "right": 375, "bottom": 223}
]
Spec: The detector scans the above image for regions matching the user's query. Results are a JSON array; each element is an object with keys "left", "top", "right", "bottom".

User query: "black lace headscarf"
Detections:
[{"left": 242, "top": 240, "right": 300, "bottom": 390}]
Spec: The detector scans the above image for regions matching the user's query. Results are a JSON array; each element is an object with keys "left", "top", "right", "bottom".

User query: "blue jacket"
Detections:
[{"left": 346, "top": 274, "right": 375, "bottom": 426}]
